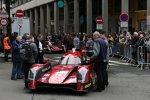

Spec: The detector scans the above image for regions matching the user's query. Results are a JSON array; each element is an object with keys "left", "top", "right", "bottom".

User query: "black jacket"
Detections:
[
  {"left": 35, "top": 40, "right": 44, "bottom": 54},
  {"left": 12, "top": 40, "right": 21, "bottom": 63}
]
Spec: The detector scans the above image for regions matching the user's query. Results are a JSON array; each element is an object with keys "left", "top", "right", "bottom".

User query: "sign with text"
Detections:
[
  {"left": 96, "top": 24, "right": 103, "bottom": 30},
  {"left": 121, "top": 22, "right": 128, "bottom": 27}
]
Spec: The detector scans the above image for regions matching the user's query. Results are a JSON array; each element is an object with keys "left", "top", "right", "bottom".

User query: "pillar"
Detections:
[
  {"left": 102, "top": 0, "right": 108, "bottom": 34},
  {"left": 47, "top": 4, "right": 51, "bottom": 34},
  {"left": 147, "top": 0, "right": 150, "bottom": 31},
  {"left": 87, "top": 0, "right": 92, "bottom": 34},
  {"left": 34, "top": 8, "right": 38, "bottom": 34},
  {"left": 40, "top": 6, "right": 45, "bottom": 34},
  {"left": 29, "top": 10, "right": 33, "bottom": 36},
  {"left": 54, "top": 1, "right": 59, "bottom": 33},
  {"left": 64, "top": 0, "right": 69, "bottom": 34},
  {"left": 74, "top": 0, "right": 79, "bottom": 33}
]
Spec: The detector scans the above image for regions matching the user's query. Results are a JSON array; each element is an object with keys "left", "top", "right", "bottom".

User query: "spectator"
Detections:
[
  {"left": 144, "top": 35, "right": 150, "bottom": 64},
  {"left": 63, "top": 33, "right": 69, "bottom": 52},
  {"left": 99, "top": 33, "right": 109, "bottom": 86},
  {"left": 85, "top": 34, "right": 94, "bottom": 50},
  {"left": 35, "top": 34, "right": 44, "bottom": 64},
  {"left": 131, "top": 32, "right": 139, "bottom": 62},
  {"left": 11, "top": 36, "right": 23, "bottom": 80},
  {"left": 3, "top": 34, "right": 11, "bottom": 62},
  {"left": 11, "top": 32, "right": 18, "bottom": 43},
  {"left": 87, "top": 31, "right": 108, "bottom": 92},
  {"left": 73, "top": 34, "right": 80, "bottom": 50},
  {"left": 22, "top": 35, "right": 38, "bottom": 88},
  {"left": 145, "top": 30, "right": 150, "bottom": 38},
  {"left": 0, "top": 34, "right": 3, "bottom": 54},
  {"left": 108, "top": 35, "right": 114, "bottom": 57},
  {"left": 68, "top": 33, "right": 74, "bottom": 51}
]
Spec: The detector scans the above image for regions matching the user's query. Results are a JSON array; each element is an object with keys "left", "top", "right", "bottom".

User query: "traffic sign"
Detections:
[
  {"left": 0, "top": 18, "right": 8, "bottom": 27},
  {"left": 96, "top": 16, "right": 103, "bottom": 24},
  {"left": 0, "top": 7, "right": 8, "bottom": 18},
  {"left": 96, "top": 24, "right": 103, "bottom": 30},
  {"left": 120, "top": 13, "right": 129, "bottom": 22},
  {"left": 121, "top": 22, "right": 128, "bottom": 27},
  {"left": 16, "top": 9, "right": 24, "bottom": 18}
]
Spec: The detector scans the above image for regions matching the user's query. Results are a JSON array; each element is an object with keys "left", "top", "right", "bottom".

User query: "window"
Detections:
[
  {"left": 138, "top": 0, "right": 146, "bottom": 10},
  {"left": 115, "top": 0, "right": 121, "bottom": 12},
  {"left": 60, "top": 55, "right": 81, "bottom": 65}
]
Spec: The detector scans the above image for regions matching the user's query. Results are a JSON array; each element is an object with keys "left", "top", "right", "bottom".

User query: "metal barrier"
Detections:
[
  {"left": 117, "top": 44, "right": 136, "bottom": 64},
  {"left": 137, "top": 46, "right": 150, "bottom": 70},
  {"left": 112, "top": 44, "right": 150, "bottom": 70}
]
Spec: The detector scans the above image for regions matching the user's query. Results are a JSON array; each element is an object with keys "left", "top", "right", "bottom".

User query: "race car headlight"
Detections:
[
  {"left": 78, "top": 67, "right": 88, "bottom": 83},
  {"left": 77, "top": 71, "right": 82, "bottom": 82},
  {"left": 29, "top": 70, "right": 34, "bottom": 79}
]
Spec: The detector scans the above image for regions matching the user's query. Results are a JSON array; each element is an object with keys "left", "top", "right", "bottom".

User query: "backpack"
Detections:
[{"left": 20, "top": 42, "right": 32, "bottom": 61}]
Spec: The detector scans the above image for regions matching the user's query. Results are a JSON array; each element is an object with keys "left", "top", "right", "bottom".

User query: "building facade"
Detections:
[{"left": 11, "top": 0, "right": 149, "bottom": 36}]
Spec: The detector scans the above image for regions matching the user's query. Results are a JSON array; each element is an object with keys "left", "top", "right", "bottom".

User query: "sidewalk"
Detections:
[{"left": 0, "top": 53, "right": 12, "bottom": 62}]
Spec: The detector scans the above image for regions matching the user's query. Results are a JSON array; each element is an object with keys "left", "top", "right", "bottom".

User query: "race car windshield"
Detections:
[{"left": 60, "top": 55, "right": 81, "bottom": 65}]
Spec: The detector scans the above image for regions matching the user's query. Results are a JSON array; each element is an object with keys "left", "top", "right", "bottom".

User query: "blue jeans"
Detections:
[{"left": 11, "top": 62, "right": 22, "bottom": 79}]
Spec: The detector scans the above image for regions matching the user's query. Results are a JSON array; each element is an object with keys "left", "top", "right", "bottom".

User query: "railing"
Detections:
[{"left": 111, "top": 43, "right": 150, "bottom": 70}]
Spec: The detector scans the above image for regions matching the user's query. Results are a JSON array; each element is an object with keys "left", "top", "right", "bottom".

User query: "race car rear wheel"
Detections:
[{"left": 91, "top": 69, "right": 98, "bottom": 91}]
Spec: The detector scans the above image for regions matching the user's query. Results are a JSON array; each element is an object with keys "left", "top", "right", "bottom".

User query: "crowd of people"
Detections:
[
  {"left": 111, "top": 31, "right": 150, "bottom": 65},
  {"left": 0, "top": 32, "right": 44, "bottom": 88},
  {"left": 1, "top": 29, "right": 150, "bottom": 92},
  {"left": 0, "top": 31, "right": 110, "bottom": 92}
]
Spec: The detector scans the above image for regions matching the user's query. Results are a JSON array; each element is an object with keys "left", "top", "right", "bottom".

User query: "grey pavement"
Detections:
[{"left": 0, "top": 54, "right": 150, "bottom": 100}]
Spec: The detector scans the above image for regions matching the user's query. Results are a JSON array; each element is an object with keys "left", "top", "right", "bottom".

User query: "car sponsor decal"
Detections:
[
  {"left": 84, "top": 83, "right": 91, "bottom": 88},
  {"left": 44, "top": 74, "right": 50, "bottom": 77},
  {"left": 41, "top": 77, "right": 47, "bottom": 81}
]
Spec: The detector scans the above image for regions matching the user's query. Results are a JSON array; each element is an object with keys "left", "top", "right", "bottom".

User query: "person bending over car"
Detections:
[{"left": 87, "top": 31, "right": 108, "bottom": 92}]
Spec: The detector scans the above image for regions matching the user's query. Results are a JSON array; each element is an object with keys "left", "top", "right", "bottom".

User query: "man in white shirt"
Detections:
[{"left": 35, "top": 34, "right": 44, "bottom": 64}]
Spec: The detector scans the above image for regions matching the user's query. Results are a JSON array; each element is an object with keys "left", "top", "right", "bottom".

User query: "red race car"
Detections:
[
  {"left": 28, "top": 51, "right": 97, "bottom": 92},
  {"left": 43, "top": 40, "right": 65, "bottom": 53}
]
